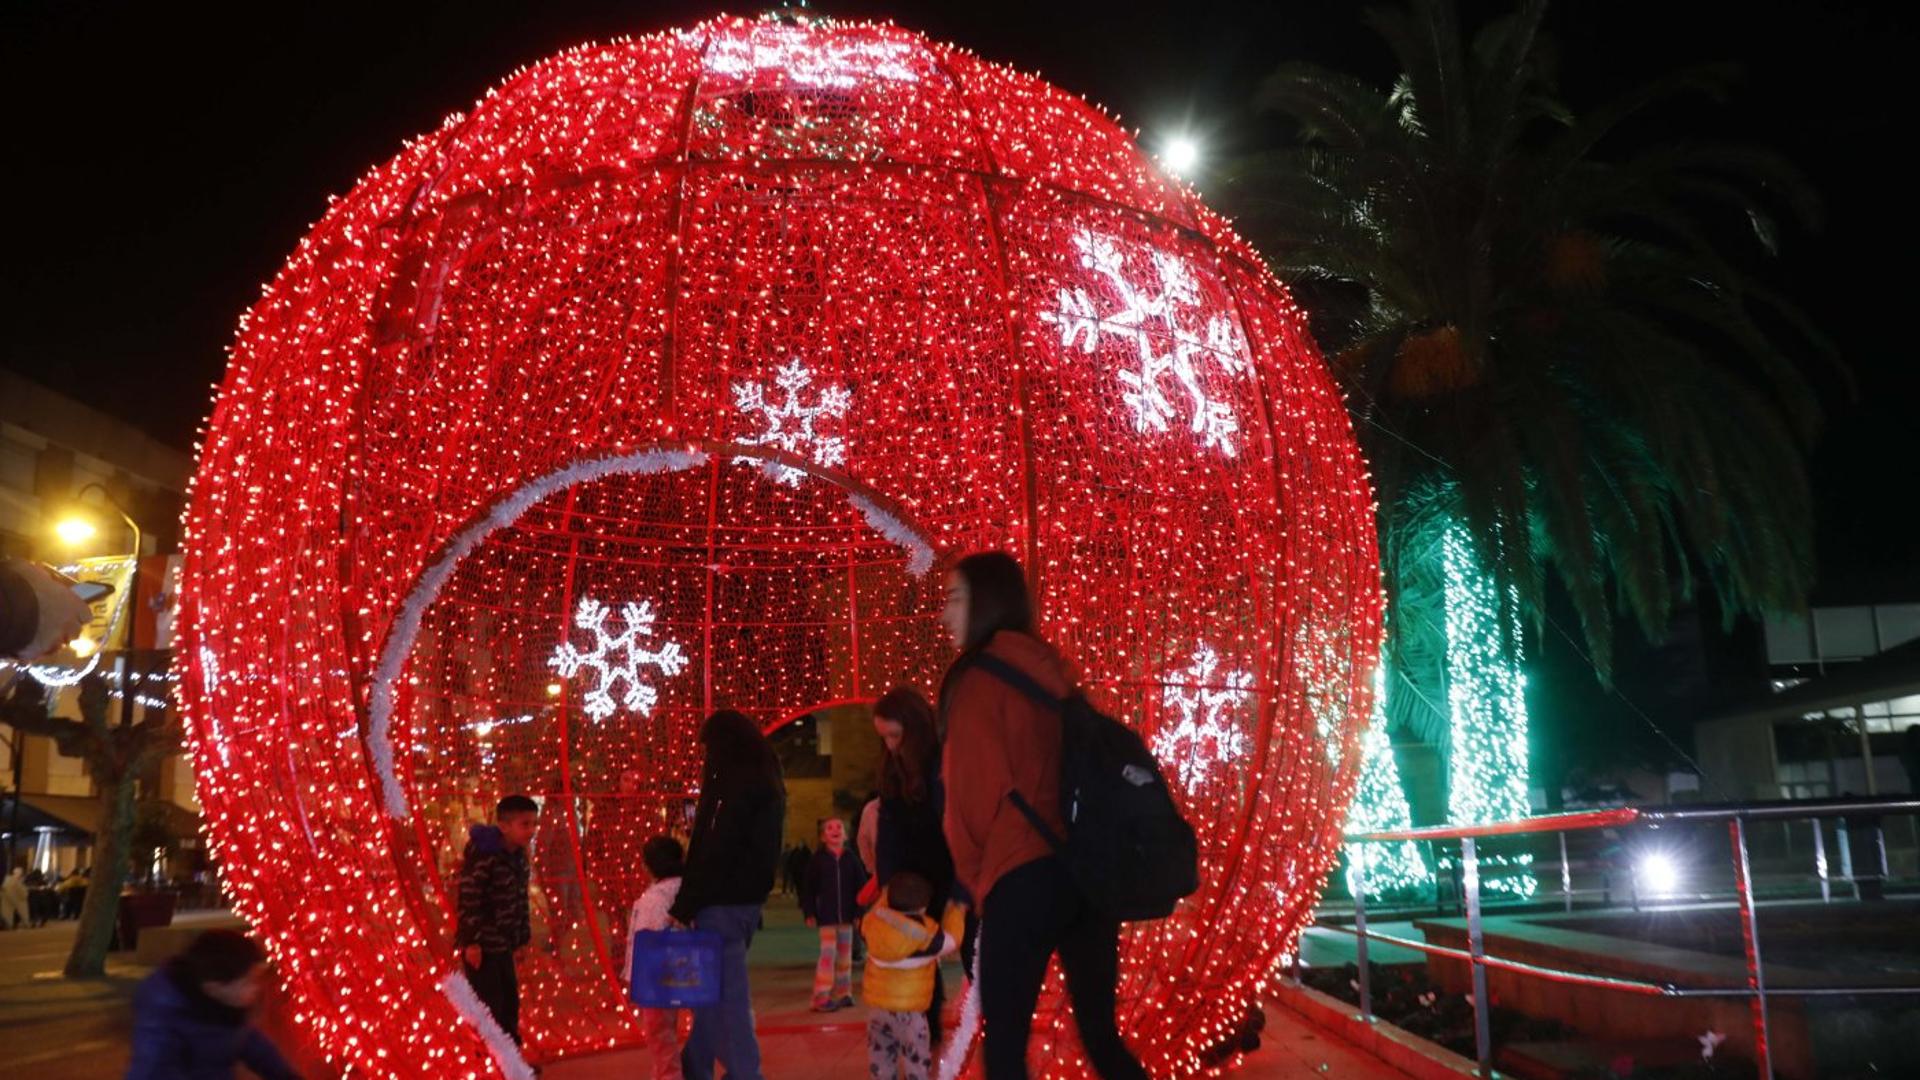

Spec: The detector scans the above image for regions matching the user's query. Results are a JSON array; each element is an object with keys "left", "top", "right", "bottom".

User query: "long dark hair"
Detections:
[
  {"left": 939, "top": 551, "right": 1040, "bottom": 715},
  {"left": 700, "top": 709, "right": 782, "bottom": 790},
  {"left": 954, "top": 551, "right": 1034, "bottom": 651},
  {"left": 874, "top": 686, "right": 937, "bottom": 803}
]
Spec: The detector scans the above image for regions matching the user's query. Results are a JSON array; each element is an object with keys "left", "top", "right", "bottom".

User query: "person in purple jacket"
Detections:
[
  {"left": 126, "top": 929, "right": 299, "bottom": 1080},
  {"left": 800, "top": 816, "right": 868, "bottom": 1011}
]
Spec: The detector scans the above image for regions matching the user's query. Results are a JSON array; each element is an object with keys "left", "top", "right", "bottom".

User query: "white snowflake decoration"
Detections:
[
  {"left": 1040, "top": 229, "right": 1251, "bottom": 456},
  {"left": 548, "top": 597, "right": 689, "bottom": 721},
  {"left": 1153, "top": 644, "right": 1255, "bottom": 794},
  {"left": 733, "top": 359, "right": 853, "bottom": 487}
]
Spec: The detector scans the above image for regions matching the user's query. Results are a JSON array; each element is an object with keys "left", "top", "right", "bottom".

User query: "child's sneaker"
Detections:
[
  {"left": 837, "top": 995, "right": 855, "bottom": 1009},
  {"left": 812, "top": 999, "right": 839, "bottom": 1013}
]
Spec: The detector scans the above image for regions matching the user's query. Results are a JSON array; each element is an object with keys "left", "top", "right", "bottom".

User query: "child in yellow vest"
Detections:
[{"left": 860, "top": 872, "right": 965, "bottom": 1080}]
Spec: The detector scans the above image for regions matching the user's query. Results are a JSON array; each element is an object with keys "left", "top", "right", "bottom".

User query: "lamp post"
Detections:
[
  {"left": 57, "top": 484, "right": 143, "bottom": 730},
  {"left": 4, "top": 726, "right": 21, "bottom": 872},
  {"left": 5, "top": 490, "right": 142, "bottom": 872}
]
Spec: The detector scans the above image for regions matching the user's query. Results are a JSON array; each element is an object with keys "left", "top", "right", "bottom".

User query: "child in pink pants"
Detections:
[{"left": 800, "top": 817, "right": 868, "bottom": 1011}]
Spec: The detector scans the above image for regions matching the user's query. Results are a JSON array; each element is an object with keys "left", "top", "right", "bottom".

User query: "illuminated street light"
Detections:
[
  {"left": 1162, "top": 134, "right": 1200, "bottom": 177},
  {"left": 54, "top": 517, "right": 99, "bottom": 546},
  {"left": 1637, "top": 851, "right": 1681, "bottom": 895},
  {"left": 54, "top": 484, "right": 147, "bottom": 733}
]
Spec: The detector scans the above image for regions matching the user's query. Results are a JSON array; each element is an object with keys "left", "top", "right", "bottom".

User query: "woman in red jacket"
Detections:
[{"left": 938, "top": 552, "right": 1147, "bottom": 1080}]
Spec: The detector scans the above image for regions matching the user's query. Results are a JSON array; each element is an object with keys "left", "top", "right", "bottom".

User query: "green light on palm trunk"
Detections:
[{"left": 1442, "top": 522, "right": 1536, "bottom": 897}]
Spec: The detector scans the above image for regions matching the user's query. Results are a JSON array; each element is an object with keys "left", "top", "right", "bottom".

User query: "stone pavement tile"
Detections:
[
  {"left": 545, "top": 1003, "right": 1409, "bottom": 1080},
  {"left": 1234, "top": 1004, "right": 1413, "bottom": 1079},
  {"left": 0, "top": 921, "right": 145, "bottom": 1079},
  {"left": 4, "top": 906, "right": 1411, "bottom": 1079}
]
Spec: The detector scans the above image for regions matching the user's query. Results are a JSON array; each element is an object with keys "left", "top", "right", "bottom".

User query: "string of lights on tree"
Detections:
[
  {"left": 1343, "top": 666, "right": 1431, "bottom": 899},
  {"left": 1440, "top": 523, "right": 1536, "bottom": 897},
  {"left": 175, "top": 13, "right": 1382, "bottom": 1077}
]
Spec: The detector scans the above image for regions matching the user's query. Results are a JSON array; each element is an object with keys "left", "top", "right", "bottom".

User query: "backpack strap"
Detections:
[
  {"left": 967, "top": 653, "right": 1068, "bottom": 853},
  {"left": 969, "top": 653, "right": 1064, "bottom": 713},
  {"left": 1007, "top": 788, "right": 1066, "bottom": 854}
]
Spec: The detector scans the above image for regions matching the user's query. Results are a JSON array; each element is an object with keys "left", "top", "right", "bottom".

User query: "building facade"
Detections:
[
  {"left": 1, "top": 368, "right": 196, "bottom": 877},
  {"left": 1696, "top": 603, "right": 1920, "bottom": 802}
]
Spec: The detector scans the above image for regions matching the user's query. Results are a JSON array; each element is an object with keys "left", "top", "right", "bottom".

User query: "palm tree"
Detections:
[{"left": 1226, "top": 0, "right": 1833, "bottom": 772}]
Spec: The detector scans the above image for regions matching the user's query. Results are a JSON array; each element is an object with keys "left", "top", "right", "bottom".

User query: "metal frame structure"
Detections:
[{"left": 1334, "top": 798, "right": 1920, "bottom": 1079}]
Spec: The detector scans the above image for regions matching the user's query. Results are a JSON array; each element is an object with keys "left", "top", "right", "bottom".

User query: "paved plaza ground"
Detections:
[{"left": 0, "top": 907, "right": 1407, "bottom": 1079}]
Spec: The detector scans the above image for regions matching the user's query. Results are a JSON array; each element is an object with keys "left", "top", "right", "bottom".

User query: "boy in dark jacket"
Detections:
[
  {"left": 127, "top": 929, "right": 300, "bottom": 1080},
  {"left": 458, "top": 794, "right": 539, "bottom": 1045},
  {"left": 800, "top": 817, "right": 867, "bottom": 1011}
]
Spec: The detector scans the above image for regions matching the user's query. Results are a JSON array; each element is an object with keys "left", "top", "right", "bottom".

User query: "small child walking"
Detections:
[
  {"left": 801, "top": 816, "right": 867, "bottom": 1011},
  {"left": 457, "top": 794, "right": 540, "bottom": 1045},
  {"left": 860, "top": 872, "right": 963, "bottom": 1080},
  {"left": 626, "top": 835, "right": 688, "bottom": 1080}
]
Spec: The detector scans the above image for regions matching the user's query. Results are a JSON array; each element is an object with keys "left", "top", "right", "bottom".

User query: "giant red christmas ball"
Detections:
[{"left": 179, "top": 13, "right": 1380, "bottom": 1077}]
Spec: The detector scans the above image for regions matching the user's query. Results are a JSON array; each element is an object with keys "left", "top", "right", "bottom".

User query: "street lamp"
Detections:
[
  {"left": 1160, "top": 134, "right": 1201, "bottom": 178},
  {"left": 53, "top": 484, "right": 144, "bottom": 728},
  {"left": 56, "top": 483, "right": 141, "bottom": 564}
]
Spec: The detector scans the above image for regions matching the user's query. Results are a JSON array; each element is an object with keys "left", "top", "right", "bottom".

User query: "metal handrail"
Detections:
[
  {"left": 1639, "top": 797, "right": 1920, "bottom": 823},
  {"left": 1348, "top": 807, "right": 1641, "bottom": 843},
  {"left": 1331, "top": 797, "right": 1920, "bottom": 1079},
  {"left": 1346, "top": 797, "right": 1920, "bottom": 844}
]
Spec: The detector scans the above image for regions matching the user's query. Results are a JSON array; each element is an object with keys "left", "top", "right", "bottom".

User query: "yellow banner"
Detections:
[{"left": 58, "top": 554, "right": 137, "bottom": 654}]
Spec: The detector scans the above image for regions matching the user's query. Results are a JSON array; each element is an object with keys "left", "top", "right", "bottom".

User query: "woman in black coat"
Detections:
[
  {"left": 667, "top": 710, "right": 786, "bottom": 1080},
  {"left": 870, "top": 685, "right": 961, "bottom": 1045}
]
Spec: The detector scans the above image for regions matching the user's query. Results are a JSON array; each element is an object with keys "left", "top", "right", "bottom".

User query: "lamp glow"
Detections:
[
  {"left": 1638, "top": 851, "right": 1681, "bottom": 895},
  {"left": 55, "top": 517, "right": 99, "bottom": 546},
  {"left": 68, "top": 636, "right": 99, "bottom": 659},
  {"left": 1162, "top": 135, "right": 1200, "bottom": 176}
]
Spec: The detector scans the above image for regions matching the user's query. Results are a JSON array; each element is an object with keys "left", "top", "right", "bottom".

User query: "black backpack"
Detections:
[{"left": 972, "top": 653, "right": 1200, "bottom": 921}]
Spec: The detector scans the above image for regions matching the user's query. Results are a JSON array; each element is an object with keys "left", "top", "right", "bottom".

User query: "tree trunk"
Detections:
[{"left": 65, "top": 771, "right": 136, "bottom": 978}]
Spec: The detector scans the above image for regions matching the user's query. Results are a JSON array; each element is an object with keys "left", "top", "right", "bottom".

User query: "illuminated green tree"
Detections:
[{"left": 1344, "top": 667, "right": 1430, "bottom": 898}]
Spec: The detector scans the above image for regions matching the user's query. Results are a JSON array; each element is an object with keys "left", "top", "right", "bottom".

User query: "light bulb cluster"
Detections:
[{"left": 176, "top": 12, "right": 1382, "bottom": 1077}]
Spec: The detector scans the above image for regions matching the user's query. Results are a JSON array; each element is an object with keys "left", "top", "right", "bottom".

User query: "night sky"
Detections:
[{"left": 5, "top": 3, "right": 1914, "bottom": 661}]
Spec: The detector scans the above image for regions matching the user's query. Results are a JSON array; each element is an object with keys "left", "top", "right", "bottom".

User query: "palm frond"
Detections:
[{"left": 1227, "top": 0, "right": 1826, "bottom": 680}]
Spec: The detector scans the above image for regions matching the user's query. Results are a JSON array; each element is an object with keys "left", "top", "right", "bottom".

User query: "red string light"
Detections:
[{"left": 178, "top": 13, "right": 1382, "bottom": 1077}]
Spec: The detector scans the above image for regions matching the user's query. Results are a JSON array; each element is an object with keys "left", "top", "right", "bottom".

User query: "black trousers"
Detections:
[
  {"left": 465, "top": 950, "right": 520, "bottom": 1045},
  {"left": 978, "top": 858, "right": 1148, "bottom": 1080}
]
